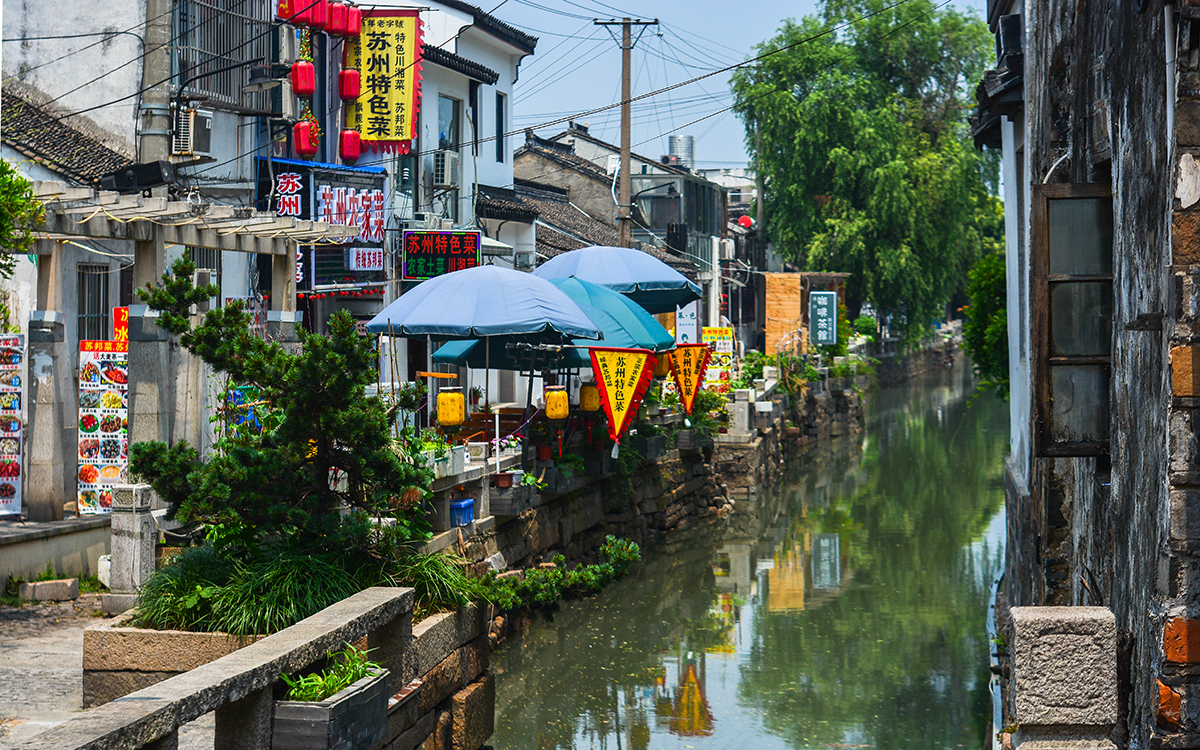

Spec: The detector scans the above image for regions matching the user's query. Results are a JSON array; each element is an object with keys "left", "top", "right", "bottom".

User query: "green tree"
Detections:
[
  {"left": 732, "top": 1, "right": 1002, "bottom": 344},
  {"left": 129, "top": 258, "right": 433, "bottom": 552},
  {"left": 961, "top": 248, "right": 1008, "bottom": 398},
  {"left": 0, "top": 159, "right": 45, "bottom": 278}
]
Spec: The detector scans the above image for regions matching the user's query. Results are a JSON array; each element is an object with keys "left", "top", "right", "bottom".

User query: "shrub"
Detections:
[
  {"left": 281, "top": 643, "right": 382, "bottom": 702},
  {"left": 132, "top": 546, "right": 238, "bottom": 631},
  {"left": 477, "top": 536, "right": 642, "bottom": 613},
  {"left": 853, "top": 315, "right": 877, "bottom": 337}
]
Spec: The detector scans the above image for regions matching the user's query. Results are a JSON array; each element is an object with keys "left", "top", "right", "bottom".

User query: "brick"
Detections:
[
  {"left": 1173, "top": 410, "right": 1200, "bottom": 474},
  {"left": 1176, "top": 211, "right": 1200, "bottom": 265},
  {"left": 1010, "top": 606, "right": 1117, "bottom": 726},
  {"left": 19, "top": 578, "right": 79, "bottom": 601},
  {"left": 1172, "top": 490, "right": 1200, "bottom": 541},
  {"left": 1165, "top": 618, "right": 1200, "bottom": 664},
  {"left": 1160, "top": 680, "right": 1182, "bottom": 731},
  {"left": 450, "top": 672, "right": 495, "bottom": 750},
  {"left": 1182, "top": 102, "right": 1200, "bottom": 148},
  {"left": 1175, "top": 347, "right": 1200, "bottom": 397}
]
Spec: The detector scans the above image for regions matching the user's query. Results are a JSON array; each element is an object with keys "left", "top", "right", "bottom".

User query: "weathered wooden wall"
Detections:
[{"left": 762, "top": 272, "right": 804, "bottom": 356}]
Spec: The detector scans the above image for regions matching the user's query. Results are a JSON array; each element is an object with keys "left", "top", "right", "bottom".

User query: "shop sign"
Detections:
[
  {"left": 345, "top": 9, "right": 422, "bottom": 153},
  {"left": 675, "top": 301, "right": 700, "bottom": 344},
  {"left": 77, "top": 340, "right": 128, "bottom": 515},
  {"left": 589, "top": 348, "right": 655, "bottom": 443},
  {"left": 349, "top": 247, "right": 385, "bottom": 271},
  {"left": 112, "top": 307, "right": 129, "bottom": 343},
  {"left": 402, "top": 230, "right": 481, "bottom": 280},
  {"left": 810, "top": 291, "right": 838, "bottom": 346},
  {"left": 668, "top": 343, "right": 712, "bottom": 415},
  {"left": 0, "top": 335, "right": 25, "bottom": 516},
  {"left": 701, "top": 327, "right": 734, "bottom": 392}
]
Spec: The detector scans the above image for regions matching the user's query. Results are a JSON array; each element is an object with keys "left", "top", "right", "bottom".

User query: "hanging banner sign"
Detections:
[
  {"left": 0, "top": 335, "right": 25, "bottom": 515},
  {"left": 402, "top": 230, "right": 481, "bottom": 279},
  {"left": 810, "top": 291, "right": 838, "bottom": 346},
  {"left": 345, "top": 9, "right": 423, "bottom": 153},
  {"left": 668, "top": 343, "right": 712, "bottom": 415},
  {"left": 589, "top": 348, "right": 655, "bottom": 443},
  {"left": 77, "top": 340, "right": 129, "bottom": 515}
]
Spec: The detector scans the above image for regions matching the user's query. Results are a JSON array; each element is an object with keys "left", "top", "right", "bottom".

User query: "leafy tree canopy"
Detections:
[
  {"left": 0, "top": 159, "right": 45, "bottom": 278},
  {"left": 732, "top": 0, "right": 1003, "bottom": 343},
  {"left": 130, "top": 258, "right": 433, "bottom": 552}
]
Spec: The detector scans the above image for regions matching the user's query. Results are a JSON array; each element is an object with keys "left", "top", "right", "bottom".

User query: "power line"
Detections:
[{"left": 0, "top": 10, "right": 167, "bottom": 75}]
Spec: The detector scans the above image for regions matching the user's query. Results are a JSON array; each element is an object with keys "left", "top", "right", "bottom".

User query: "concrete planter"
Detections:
[
  {"left": 676, "top": 429, "right": 697, "bottom": 451},
  {"left": 273, "top": 669, "right": 389, "bottom": 750},
  {"left": 83, "top": 615, "right": 263, "bottom": 707},
  {"left": 466, "top": 442, "right": 489, "bottom": 464},
  {"left": 490, "top": 484, "right": 534, "bottom": 516},
  {"left": 450, "top": 445, "right": 467, "bottom": 476}
]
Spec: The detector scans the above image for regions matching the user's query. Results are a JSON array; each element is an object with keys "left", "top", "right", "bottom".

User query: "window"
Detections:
[
  {"left": 496, "top": 92, "right": 507, "bottom": 163},
  {"left": 78, "top": 264, "right": 110, "bottom": 342},
  {"left": 175, "top": 0, "right": 272, "bottom": 106},
  {"left": 438, "top": 95, "right": 460, "bottom": 152},
  {"left": 1032, "top": 183, "right": 1112, "bottom": 457}
]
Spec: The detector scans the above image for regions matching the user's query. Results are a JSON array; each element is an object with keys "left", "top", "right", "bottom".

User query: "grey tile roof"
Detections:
[
  {"left": 435, "top": 0, "right": 537, "bottom": 54},
  {"left": 422, "top": 43, "right": 499, "bottom": 84},
  {"left": 1, "top": 83, "right": 133, "bottom": 185}
]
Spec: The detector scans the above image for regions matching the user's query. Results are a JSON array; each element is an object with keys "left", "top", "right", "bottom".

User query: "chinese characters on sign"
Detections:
[
  {"left": 345, "top": 10, "right": 422, "bottom": 152},
  {"left": 668, "top": 343, "right": 712, "bottom": 415},
  {"left": 112, "top": 307, "right": 129, "bottom": 343},
  {"left": 0, "top": 336, "right": 25, "bottom": 515},
  {"left": 589, "top": 348, "right": 654, "bottom": 443},
  {"left": 316, "top": 184, "right": 386, "bottom": 243},
  {"left": 402, "top": 230, "right": 481, "bottom": 280},
  {"left": 77, "top": 341, "right": 129, "bottom": 515},
  {"left": 701, "top": 327, "right": 734, "bottom": 392},
  {"left": 810, "top": 291, "right": 838, "bottom": 346}
]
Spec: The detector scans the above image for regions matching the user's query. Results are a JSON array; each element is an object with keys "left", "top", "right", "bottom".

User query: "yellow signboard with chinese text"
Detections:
[
  {"left": 589, "top": 348, "right": 654, "bottom": 442},
  {"left": 669, "top": 343, "right": 711, "bottom": 415},
  {"left": 345, "top": 10, "right": 422, "bottom": 153}
]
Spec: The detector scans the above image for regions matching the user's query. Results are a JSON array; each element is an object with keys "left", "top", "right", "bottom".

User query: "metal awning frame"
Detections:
[{"left": 30, "top": 180, "right": 362, "bottom": 255}]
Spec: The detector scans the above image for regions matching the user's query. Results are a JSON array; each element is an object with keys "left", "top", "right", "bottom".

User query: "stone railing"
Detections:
[{"left": 17, "top": 587, "right": 494, "bottom": 750}]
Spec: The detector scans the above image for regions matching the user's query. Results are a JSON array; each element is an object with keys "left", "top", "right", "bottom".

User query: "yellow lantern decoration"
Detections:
[
  {"left": 653, "top": 353, "right": 672, "bottom": 378},
  {"left": 545, "top": 386, "right": 570, "bottom": 421},
  {"left": 437, "top": 388, "right": 465, "bottom": 427},
  {"left": 580, "top": 383, "right": 601, "bottom": 412}
]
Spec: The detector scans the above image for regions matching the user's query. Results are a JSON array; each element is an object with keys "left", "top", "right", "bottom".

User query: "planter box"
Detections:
[
  {"left": 450, "top": 445, "right": 467, "bottom": 476},
  {"left": 676, "top": 429, "right": 703, "bottom": 452},
  {"left": 273, "top": 669, "right": 389, "bottom": 750},
  {"left": 492, "top": 471, "right": 514, "bottom": 488},
  {"left": 466, "top": 442, "right": 489, "bottom": 464},
  {"left": 641, "top": 435, "right": 666, "bottom": 461},
  {"left": 490, "top": 484, "right": 534, "bottom": 516}
]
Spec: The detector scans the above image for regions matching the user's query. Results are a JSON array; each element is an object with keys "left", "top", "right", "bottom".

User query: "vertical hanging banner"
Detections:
[
  {"left": 344, "top": 9, "right": 422, "bottom": 153},
  {"left": 668, "top": 343, "right": 712, "bottom": 415},
  {"left": 77, "top": 341, "right": 129, "bottom": 515},
  {"left": 113, "top": 307, "right": 129, "bottom": 343},
  {"left": 701, "top": 327, "right": 734, "bottom": 392},
  {"left": 589, "top": 348, "right": 655, "bottom": 443},
  {"left": 0, "top": 335, "right": 25, "bottom": 515}
]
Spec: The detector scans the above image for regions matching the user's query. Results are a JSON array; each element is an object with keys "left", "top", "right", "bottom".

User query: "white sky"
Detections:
[{"left": 486, "top": 0, "right": 990, "bottom": 168}]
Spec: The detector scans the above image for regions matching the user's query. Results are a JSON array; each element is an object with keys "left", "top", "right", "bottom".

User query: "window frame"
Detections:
[
  {"left": 1031, "top": 182, "right": 1113, "bottom": 457},
  {"left": 77, "top": 264, "right": 110, "bottom": 342},
  {"left": 495, "top": 91, "right": 506, "bottom": 163}
]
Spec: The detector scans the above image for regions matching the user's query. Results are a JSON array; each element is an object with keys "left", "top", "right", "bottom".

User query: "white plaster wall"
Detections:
[
  {"left": 1002, "top": 115, "right": 1030, "bottom": 488},
  {"left": 2, "top": 0, "right": 145, "bottom": 143}
]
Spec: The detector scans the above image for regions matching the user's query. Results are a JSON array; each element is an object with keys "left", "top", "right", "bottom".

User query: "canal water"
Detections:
[{"left": 491, "top": 359, "right": 1009, "bottom": 750}]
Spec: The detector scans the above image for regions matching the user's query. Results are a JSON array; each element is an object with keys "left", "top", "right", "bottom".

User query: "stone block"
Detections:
[
  {"left": 1010, "top": 606, "right": 1116, "bottom": 726},
  {"left": 83, "top": 670, "right": 174, "bottom": 708},
  {"left": 1012, "top": 726, "right": 1116, "bottom": 750},
  {"left": 387, "top": 710, "right": 435, "bottom": 750},
  {"left": 1172, "top": 410, "right": 1200, "bottom": 473},
  {"left": 411, "top": 605, "right": 487, "bottom": 677},
  {"left": 459, "top": 636, "right": 489, "bottom": 686},
  {"left": 1174, "top": 346, "right": 1200, "bottom": 397},
  {"left": 109, "top": 510, "right": 157, "bottom": 592},
  {"left": 419, "top": 650, "right": 463, "bottom": 715},
  {"left": 19, "top": 577, "right": 78, "bottom": 601},
  {"left": 83, "top": 616, "right": 260, "bottom": 672},
  {"left": 1173, "top": 490, "right": 1200, "bottom": 541},
  {"left": 101, "top": 592, "right": 139, "bottom": 615},
  {"left": 451, "top": 672, "right": 495, "bottom": 750}
]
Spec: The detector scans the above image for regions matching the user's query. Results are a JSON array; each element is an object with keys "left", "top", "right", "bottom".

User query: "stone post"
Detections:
[
  {"left": 26, "top": 311, "right": 71, "bottom": 521},
  {"left": 214, "top": 686, "right": 274, "bottom": 749},
  {"left": 1009, "top": 606, "right": 1117, "bottom": 749},
  {"left": 103, "top": 484, "right": 156, "bottom": 615}
]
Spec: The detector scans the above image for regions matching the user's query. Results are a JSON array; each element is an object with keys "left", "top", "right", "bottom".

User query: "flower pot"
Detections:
[
  {"left": 536, "top": 445, "right": 553, "bottom": 461},
  {"left": 494, "top": 471, "right": 514, "bottom": 488},
  {"left": 273, "top": 669, "right": 389, "bottom": 750}
]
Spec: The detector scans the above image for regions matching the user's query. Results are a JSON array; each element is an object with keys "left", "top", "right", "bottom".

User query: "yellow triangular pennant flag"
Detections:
[
  {"left": 668, "top": 343, "right": 711, "bottom": 415},
  {"left": 589, "top": 348, "right": 654, "bottom": 442}
]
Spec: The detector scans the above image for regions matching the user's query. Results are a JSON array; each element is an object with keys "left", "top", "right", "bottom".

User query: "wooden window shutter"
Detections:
[{"left": 1032, "top": 183, "right": 1113, "bottom": 457}]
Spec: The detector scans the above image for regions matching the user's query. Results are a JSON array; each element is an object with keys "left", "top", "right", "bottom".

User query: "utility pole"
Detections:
[{"left": 595, "top": 17, "right": 658, "bottom": 248}]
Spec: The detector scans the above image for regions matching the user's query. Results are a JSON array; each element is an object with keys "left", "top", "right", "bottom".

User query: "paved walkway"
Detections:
[{"left": 0, "top": 594, "right": 215, "bottom": 748}]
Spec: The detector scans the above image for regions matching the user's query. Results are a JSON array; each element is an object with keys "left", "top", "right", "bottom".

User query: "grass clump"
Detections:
[
  {"left": 281, "top": 643, "right": 382, "bottom": 702},
  {"left": 477, "top": 536, "right": 641, "bottom": 612}
]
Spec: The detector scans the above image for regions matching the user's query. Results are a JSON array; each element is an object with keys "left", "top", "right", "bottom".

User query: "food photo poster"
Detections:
[{"left": 77, "top": 341, "right": 128, "bottom": 514}]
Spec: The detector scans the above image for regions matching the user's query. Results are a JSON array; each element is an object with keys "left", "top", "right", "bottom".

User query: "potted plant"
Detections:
[
  {"left": 274, "top": 643, "right": 389, "bottom": 750},
  {"left": 469, "top": 385, "right": 483, "bottom": 406},
  {"left": 493, "top": 471, "right": 514, "bottom": 488}
]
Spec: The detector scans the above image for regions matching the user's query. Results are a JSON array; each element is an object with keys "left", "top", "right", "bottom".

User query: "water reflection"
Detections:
[{"left": 492, "top": 359, "right": 1008, "bottom": 750}]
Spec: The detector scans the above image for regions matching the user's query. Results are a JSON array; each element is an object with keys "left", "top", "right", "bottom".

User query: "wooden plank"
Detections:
[{"left": 416, "top": 371, "right": 457, "bottom": 379}]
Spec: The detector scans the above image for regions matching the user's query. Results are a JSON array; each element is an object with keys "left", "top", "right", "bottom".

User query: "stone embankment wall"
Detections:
[{"left": 876, "top": 341, "right": 957, "bottom": 387}]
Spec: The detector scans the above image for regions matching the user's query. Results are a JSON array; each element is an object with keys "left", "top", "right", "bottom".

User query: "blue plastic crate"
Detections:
[{"left": 450, "top": 498, "right": 474, "bottom": 527}]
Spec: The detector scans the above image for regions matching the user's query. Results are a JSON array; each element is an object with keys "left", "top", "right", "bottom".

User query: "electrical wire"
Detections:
[{"left": 0, "top": 9, "right": 168, "bottom": 75}]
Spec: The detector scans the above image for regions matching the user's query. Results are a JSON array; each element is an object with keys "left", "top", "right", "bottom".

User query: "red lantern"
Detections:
[
  {"left": 278, "top": 0, "right": 298, "bottom": 22},
  {"left": 329, "top": 2, "right": 348, "bottom": 35},
  {"left": 308, "top": 0, "right": 329, "bottom": 29},
  {"left": 339, "top": 129, "right": 361, "bottom": 163},
  {"left": 291, "top": 60, "right": 316, "bottom": 97},
  {"left": 345, "top": 6, "right": 362, "bottom": 36},
  {"left": 339, "top": 68, "right": 360, "bottom": 100},
  {"left": 294, "top": 121, "right": 319, "bottom": 157}
]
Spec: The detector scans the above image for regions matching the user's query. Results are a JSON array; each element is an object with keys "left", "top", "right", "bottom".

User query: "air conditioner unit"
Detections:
[
  {"left": 432, "top": 150, "right": 461, "bottom": 189},
  {"left": 719, "top": 239, "right": 735, "bottom": 260},
  {"left": 173, "top": 108, "right": 214, "bottom": 158},
  {"left": 191, "top": 268, "right": 213, "bottom": 313}
]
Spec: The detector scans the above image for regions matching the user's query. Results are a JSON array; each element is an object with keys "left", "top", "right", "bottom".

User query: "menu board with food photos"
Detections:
[
  {"left": 77, "top": 340, "right": 128, "bottom": 514},
  {"left": 0, "top": 335, "right": 25, "bottom": 515}
]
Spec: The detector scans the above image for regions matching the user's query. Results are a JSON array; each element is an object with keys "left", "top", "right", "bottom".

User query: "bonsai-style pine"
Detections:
[{"left": 130, "top": 257, "right": 432, "bottom": 553}]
